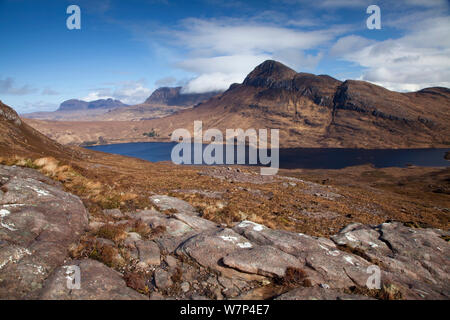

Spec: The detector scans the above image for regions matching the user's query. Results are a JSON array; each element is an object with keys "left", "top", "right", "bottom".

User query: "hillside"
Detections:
[
  {"left": 0, "top": 100, "right": 80, "bottom": 158},
  {"left": 24, "top": 60, "right": 450, "bottom": 148}
]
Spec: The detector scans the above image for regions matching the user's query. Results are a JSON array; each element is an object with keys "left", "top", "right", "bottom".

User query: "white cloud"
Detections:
[
  {"left": 281, "top": 0, "right": 448, "bottom": 9},
  {"left": 330, "top": 15, "right": 450, "bottom": 91},
  {"left": 82, "top": 91, "right": 113, "bottom": 102},
  {"left": 130, "top": 2, "right": 449, "bottom": 94},
  {"left": 181, "top": 72, "right": 245, "bottom": 93},
  {"left": 177, "top": 54, "right": 271, "bottom": 93},
  {"left": 160, "top": 18, "right": 348, "bottom": 93},
  {"left": 173, "top": 18, "right": 340, "bottom": 55},
  {"left": 83, "top": 79, "right": 152, "bottom": 105}
]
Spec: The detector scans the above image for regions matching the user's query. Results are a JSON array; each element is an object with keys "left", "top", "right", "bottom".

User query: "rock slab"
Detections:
[
  {"left": 40, "top": 259, "right": 148, "bottom": 300},
  {"left": 0, "top": 165, "right": 89, "bottom": 299}
]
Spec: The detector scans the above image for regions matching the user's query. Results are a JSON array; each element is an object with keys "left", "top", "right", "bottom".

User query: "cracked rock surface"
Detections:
[
  {"left": 40, "top": 259, "right": 148, "bottom": 300},
  {"left": 0, "top": 165, "right": 88, "bottom": 299},
  {"left": 0, "top": 166, "right": 449, "bottom": 300}
]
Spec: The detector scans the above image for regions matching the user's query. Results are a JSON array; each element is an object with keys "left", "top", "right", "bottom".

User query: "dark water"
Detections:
[{"left": 86, "top": 142, "right": 450, "bottom": 169}]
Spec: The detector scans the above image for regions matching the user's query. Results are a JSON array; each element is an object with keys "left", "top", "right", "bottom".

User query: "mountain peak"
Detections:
[
  {"left": 145, "top": 87, "right": 182, "bottom": 105},
  {"left": 243, "top": 60, "right": 298, "bottom": 87},
  {"left": 244, "top": 60, "right": 297, "bottom": 85}
]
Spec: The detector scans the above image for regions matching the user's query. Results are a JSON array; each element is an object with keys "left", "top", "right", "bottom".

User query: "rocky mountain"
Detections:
[
  {"left": 135, "top": 60, "right": 450, "bottom": 148},
  {"left": 23, "top": 60, "right": 450, "bottom": 148},
  {"left": 58, "top": 98, "right": 128, "bottom": 111},
  {"left": 23, "top": 89, "right": 219, "bottom": 122},
  {"left": 91, "top": 87, "right": 222, "bottom": 122},
  {"left": 145, "top": 87, "right": 221, "bottom": 107},
  {"left": 22, "top": 98, "right": 129, "bottom": 122},
  {"left": 57, "top": 99, "right": 89, "bottom": 111}
]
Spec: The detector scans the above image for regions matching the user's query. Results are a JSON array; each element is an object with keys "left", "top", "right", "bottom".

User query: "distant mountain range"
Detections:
[
  {"left": 22, "top": 88, "right": 221, "bottom": 121},
  {"left": 99, "top": 87, "right": 222, "bottom": 121},
  {"left": 57, "top": 98, "right": 128, "bottom": 111},
  {"left": 21, "top": 60, "right": 450, "bottom": 148}
]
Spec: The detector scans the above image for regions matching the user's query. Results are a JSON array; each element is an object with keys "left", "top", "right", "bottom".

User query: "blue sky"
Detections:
[{"left": 0, "top": 0, "right": 449, "bottom": 113}]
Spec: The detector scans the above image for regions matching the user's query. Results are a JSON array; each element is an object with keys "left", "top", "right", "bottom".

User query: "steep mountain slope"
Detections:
[
  {"left": 0, "top": 100, "right": 79, "bottom": 158},
  {"left": 140, "top": 60, "right": 450, "bottom": 148},
  {"left": 24, "top": 60, "right": 450, "bottom": 148}
]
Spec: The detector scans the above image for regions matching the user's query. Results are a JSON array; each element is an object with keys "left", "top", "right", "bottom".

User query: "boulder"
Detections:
[
  {"left": 134, "top": 209, "right": 193, "bottom": 237},
  {"left": 150, "top": 195, "right": 198, "bottom": 216},
  {"left": 176, "top": 228, "right": 263, "bottom": 281},
  {"left": 136, "top": 240, "right": 161, "bottom": 267},
  {"left": 154, "top": 269, "right": 172, "bottom": 290},
  {"left": 164, "top": 255, "right": 178, "bottom": 269},
  {"left": 172, "top": 213, "right": 219, "bottom": 231},
  {"left": 332, "top": 222, "right": 450, "bottom": 299},
  {"left": 233, "top": 220, "right": 372, "bottom": 288},
  {"left": 103, "top": 209, "right": 125, "bottom": 219}
]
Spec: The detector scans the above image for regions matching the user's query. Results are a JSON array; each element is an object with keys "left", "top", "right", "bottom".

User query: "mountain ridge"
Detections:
[
  {"left": 23, "top": 87, "right": 221, "bottom": 121},
  {"left": 135, "top": 60, "right": 450, "bottom": 148},
  {"left": 58, "top": 98, "right": 128, "bottom": 111},
  {"left": 22, "top": 60, "right": 450, "bottom": 148}
]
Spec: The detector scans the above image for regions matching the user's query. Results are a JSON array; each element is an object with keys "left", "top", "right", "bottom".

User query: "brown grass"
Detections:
[
  {"left": 123, "top": 272, "right": 150, "bottom": 295},
  {"left": 70, "top": 236, "right": 126, "bottom": 269},
  {"left": 95, "top": 224, "right": 128, "bottom": 242},
  {"left": 345, "top": 283, "right": 403, "bottom": 300},
  {"left": 275, "top": 267, "right": 312, "bottom": 288}
]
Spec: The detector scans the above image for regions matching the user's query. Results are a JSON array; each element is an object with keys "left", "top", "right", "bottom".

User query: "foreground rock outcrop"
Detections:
[
  {"left": 0, "top": 165, "right": 448, "bottom": 300},
  {"left": 0, "top": 165, "right": 88, "bottom": 299},
  {"left": 102, "top": 194, "right": 450, "bottom": 300}
]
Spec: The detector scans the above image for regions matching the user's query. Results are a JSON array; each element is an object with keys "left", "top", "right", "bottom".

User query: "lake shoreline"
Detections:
[{"left": 86, "top": 142, "right": 450, "bottom": 170}]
